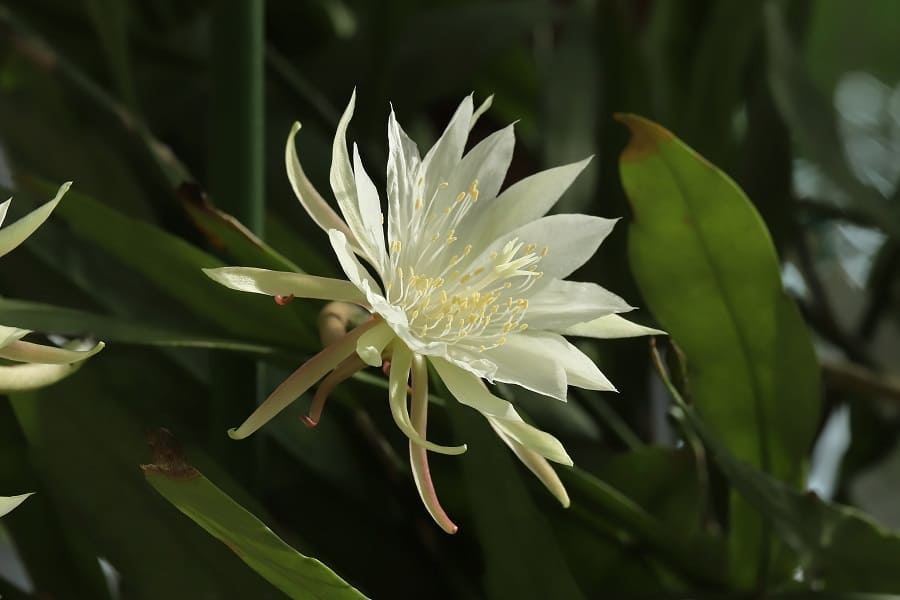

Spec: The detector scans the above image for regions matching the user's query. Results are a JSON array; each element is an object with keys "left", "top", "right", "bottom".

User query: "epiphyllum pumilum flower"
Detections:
[
  {"left": 0, "top": 183, "right": 104, "bottom": 392},
  {"left": 204, "top": 93, "right": 661, "bottom": 533}
]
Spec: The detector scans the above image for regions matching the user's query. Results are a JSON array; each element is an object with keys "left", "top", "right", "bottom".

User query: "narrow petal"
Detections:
[
  {"left": 431, "top": 357, "right": 572, "bottom": 464},
  {"left": 228, "top": 318, "right": 381, "bottom": 440},
  {"left": 352, "top": 143, "right": 388, "bottom": 273},
  {"left": 386, "top": 108, "right": 421, "bottom": 248},
  {"left": 307, "top": 354, "right": 366, "bottom": 426},
  {"left": 526, "top": 279, "right": 634, "bottom": 331},
  {"left": 355, "top": 320, "right": 396, "bottom": 367},
  {"left": 409, "top": 353, "right": 458, "bottom": 534},
  {"left": 203, "top": 267, "right": 367, "bottom": 305},
  {"left": 329, "top": 90, "right": 385, "bottom": 270},
  {"left": 0, "top": 325, "right": 31, "bottom": 349},
  {"left": 485, "top": 331, "right": 616, "bottom": 400},
  {"left": 0, "top": 198, "right": 10, "bottom": 227},
  {"left": 0, "top": 362, "right": 83, "bottom": 393},
  {"left": 471, "top": 157, "right": 592, "bottom": 242},
  {"left": 0, "top": 182, "right": 70, "bottom": 258},
  {"left": 469, "top": 95, "right": 493, "bottom": 131},
  {"left": 0, "top": 340, "right": 104, "bottom": 364},
  {"left": 0, "top": 493, "right": 33, "bottom": 517},
  {"left": 562, "top": 314, "right": 666, "bottom": 339},
  {"left": 388, "top": 342, "right": 467, "bottom": 455},
  {"left": 421, "top": 96, "right": 473, "bottom": 201},
  {"left": 285, "top": 122, "right": 355, "bottom": 243},
  {"left": 488, "top": 421, "right": 571, "bottom": 508}
]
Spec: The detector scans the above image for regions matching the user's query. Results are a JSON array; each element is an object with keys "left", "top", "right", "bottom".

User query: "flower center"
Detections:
[{"left": 383, "top": 179, "right": 545, "bottom": 351}]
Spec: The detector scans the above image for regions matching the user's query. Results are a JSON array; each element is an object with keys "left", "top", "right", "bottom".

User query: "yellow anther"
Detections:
[
  {"left": 540, "top": 247, "right": 549, "bottom": 257},
  {"left": 472, "top": 267, "right": 484, "bottom": 276},
  {"left": 439, "top": 181, "right": 449, "bottom": 188},
  {"left": 519, "top": 323, "right": 529, "bottom": 331},
  {"left": 414, "top": 198, "right": 423, "bottom": 210},
  {"left": 463, "top": 244, "right": 472, "bottom": 255},
  {"left": 490, "top": 252, "right": 498, "bottom": 260},
  {"left": 434, "top": 278, "right": 444, "bottom": 287},
  {"left": 502, "top": 281, "right": 512, "bottom": 288},
  {"left": 440, "top": 291, "right": 448, "bottom": 304},
  {"left": 443, "top": 207, "right": 451, "bottom": 215},
  {"left": 456, "top": 191, "right": 466, "bottom": 203},
  {"left": 460, "top": 274, "right": 471, "bottom": 284},
  {"left": 524, "top": 243, "right": 536, "bottom": 253},
  {"left": 497, "top": 337, "right": 506, "bottom": 345}
]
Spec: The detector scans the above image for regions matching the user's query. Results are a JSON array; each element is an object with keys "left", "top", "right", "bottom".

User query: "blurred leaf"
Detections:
[
  {"left": 763, "top": 3, "right": 900, "bottom": 239},
  {"left": 619, "top": 114, "right": 820, "bottom": 585},
  {"left": 441, "top": 380, "right": 585, "bottom": 600},
  {"left": 143, "top": 430, "right": 368, "bottom": 600},
  {"left": 0, "top": 298, "right": 280, "bottom": 354},
  {"left": 654, "top": 347, "right": 900, "bottom": 594}
]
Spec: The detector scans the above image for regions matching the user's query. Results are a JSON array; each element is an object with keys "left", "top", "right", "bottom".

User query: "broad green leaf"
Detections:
[
  {"left": 0, "top": 298, "right": 281, "bottom": 355},
  {"left": 619, "top": 114, "right": 820, "bottom": 585},
  {"left": 654, "top": 348, "right": 900, "bottom": 594},
  {"left": 143, "top": 438, "right": 368, "bottom": 600}
]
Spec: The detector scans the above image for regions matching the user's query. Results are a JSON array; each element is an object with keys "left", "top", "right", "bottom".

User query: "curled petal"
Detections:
[
  {"left": 285, "top": 122, "right": 355, "bottom": 243},
  {"left": 355, "top": 320, "right": 396, "bottom": 367},
  {"left": 203, "top": 267, "right": 367, "bottom": 305},
  {"left": 409, "top": 353, "right": 458, "bottom": 534},
  {"left": 0, "top": 340, "right": 104, "bottom": 365},
  {"left": 469, "top": 94, "right": 493, "bottom": 131},
  {"left": 388, "top": 343, "right": 466, "bottom": 456},
  {"left": 562, "top": 314, "right": 665, "bottom": 339},
  {"left": 0, "top": 182, "right": 70, "bottom": 258},
  {"left": 307, "top": 354, "right": 367, "bottom": 426},
  {"left": 228, "top": 318, "right": 381, "bottom": 440},
  {"left": 0, "top": 325, "right": 31, "bottom": 349}
]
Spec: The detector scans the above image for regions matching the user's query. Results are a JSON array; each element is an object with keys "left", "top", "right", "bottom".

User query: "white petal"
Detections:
[
  {"left": 469, "top": 95, "right": 493, "bottom": 131},
  {"left": 329, "top": 91, "right": 384, "bottom": 270},
  {"left": 0, "top": 198, "right": 9, "bottom": 227},
  {"left": 0, "top": 340, "right": 104, "bottom": 364},
  {"left": 356, "top": 320, "right": 395, "bottom": 367},
  {"left": 352, "top": 143, "right": 387, "bottom": 273},
  {"left": 431, "top": 358, "right": 572, "bottom": 465},
  {"left": 472, "top": 157, "right": 592, "bottom": 241},
  {"left": 562, "top": 314, "right": 665, "bottom": 339},
  {"left": 285, "top": 122, "right": 355, "bottom": 243},
  {"left": 487, "top": 422, "right": 570, "bottom": 507},
  {"left": 203, "top": 267, "right": 367, "bottom": 305},
  {"left": 526, "top": 279, "right": 634, "bottom": 331},
  {"left": 228, "top": 319, "right": 381, "bottom": 440},
  {"left": 0, "top": 362, "right": 83, "bottom": 393},
  {"left": 421, "top": 96, "right": 473, "bottom": 201},
  {"left": 0, "top": 182, "right": 70, "bottom": 258},
  {"left": 0, "top": 493, "right": 33, "bottom": 517},
  {"left": 386, "top": 108, "right": 421, "bottom": 248},
  {"left": 485, "top": 331, "right": 616, "bottom": 399},
  {"left": 388, "top": 343, "right": 467, "bottom": 455},
  {"left": 0, "top": 325, "right": 31, "bottom": 349}
]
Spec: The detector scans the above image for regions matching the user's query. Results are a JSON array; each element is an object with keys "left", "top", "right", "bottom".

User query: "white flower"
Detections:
[
  {"left": 204, "top": 92, "right": 661, "bottom": 533},
  {"left": 0, "top": 183, "right": 104, "bottom": 393}
]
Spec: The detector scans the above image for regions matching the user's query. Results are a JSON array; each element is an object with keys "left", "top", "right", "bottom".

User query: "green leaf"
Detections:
[
  {"left": 0, "top": 298, "right": 281, "bottom": 355},
  {"left": 143, "top": 433, "right": 368, "bottom": 600},
  {"left": 653, "top": 346, "right": 900, "bottom": 594},
  {"left": 618, "top": 114, "right": 820, "bottom": 585}
]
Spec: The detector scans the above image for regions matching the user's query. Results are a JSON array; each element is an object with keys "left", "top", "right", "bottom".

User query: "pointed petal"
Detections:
[
  {"left": 0, "top": 362, "right": 84, "bottom": 393},
  {"left": 386, "top": 108, "right": 421, "bottom": 248},
  {"left": 421, "top": 96, "right": 473, "bottom": 200},
  {"left": 0, "top": 182, "right": 70, "bottom": 258},
  {"left": 0, "top": 198, "right": 10, "bottom": 227},
  {"left": 352, "top": 143, "right": 387, "bottom": 273},
  {"left": 409, "top": 354, "right": 458, "bottom": 533},
  {"left": 473, "top": 157, "right": 592, "bottom": 241},
  {"left": 469, "top": 95, "right": 493, "bottom": 131},
  {"left": 356, "top": 320, "right": 395, "bottom": 367},
  {"left": 488, "top": 422, "right": 571, "bottom": 507},
  {"left": 203, "top": 267, "right": 367, "bottom": 305},
  {"left": 329, "top": 90, "right": 385, "bottom": 270},
  {"left": 526, "top": 279, "right": 634, "bottom": 331},
  {"left": 0, "top": 340, "right": 104, "bottom": 364},
  {"left": 484, "top": 331, "right": 616, "bottom": 400},
  {"left": 0, "top": 493, "right": 33, "bottom": 517},
  {"left": 228, "top": 319, "right": 381, "bottom": 440},
  {"left": 0, "top": 325, "right": 31, "bottom": 349},
  {"left": 285, "top": 122, "right": 355, "bottom": 242},
  {"left": 431, "top": 358, "right": 572, "bottom": 464},
  {"left": 388, "top": 342, "right": 467, "bottom": 455},
  {"left": 562, "top": 314, "right": 666, "bottom": 339}
]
